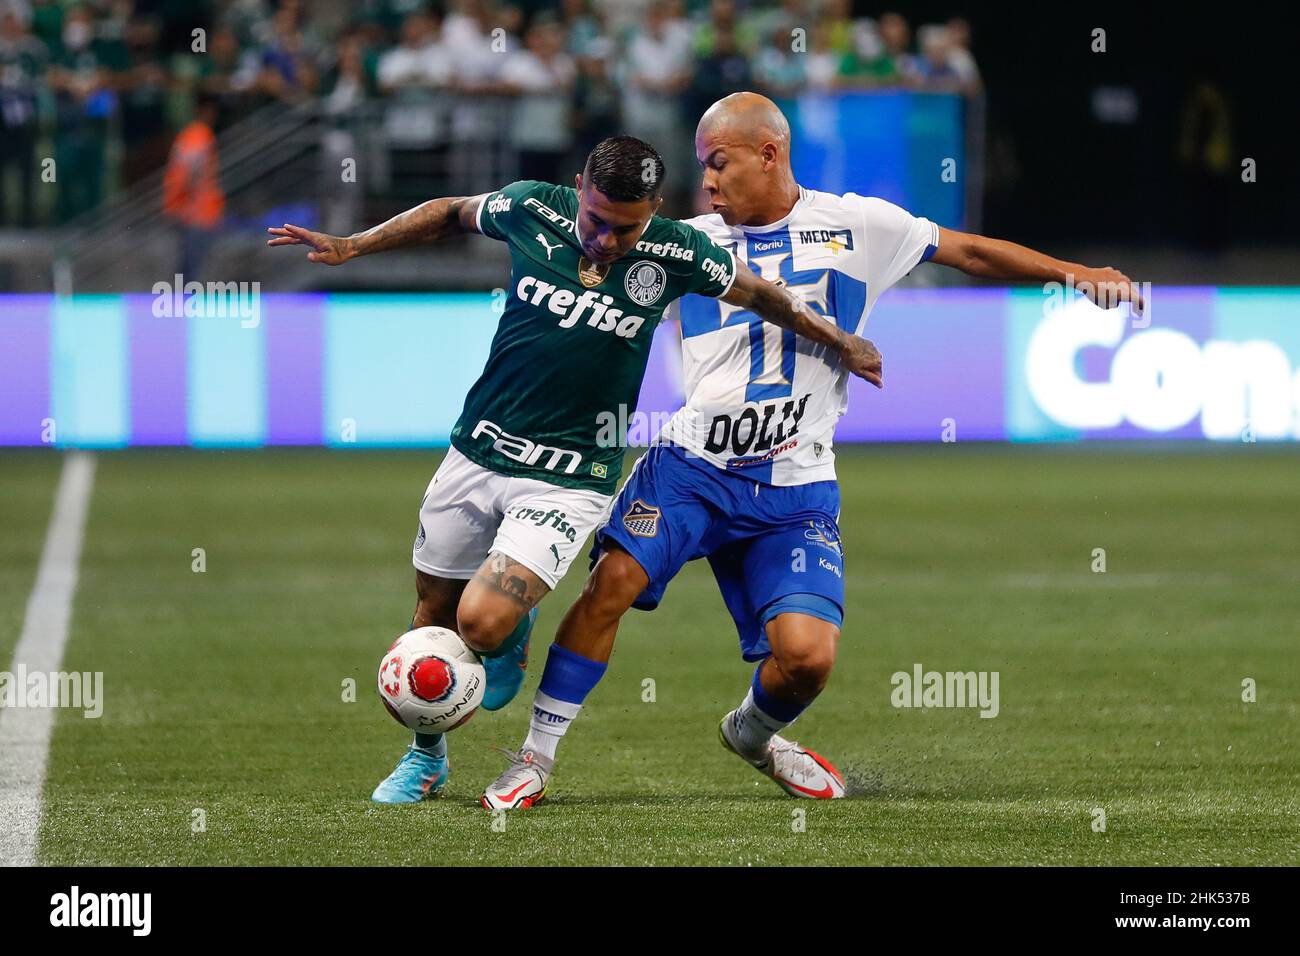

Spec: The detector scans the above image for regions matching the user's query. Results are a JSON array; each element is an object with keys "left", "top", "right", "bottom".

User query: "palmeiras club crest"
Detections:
[{"left": 624, "top": 261, "right": 666, "bottom": 305}]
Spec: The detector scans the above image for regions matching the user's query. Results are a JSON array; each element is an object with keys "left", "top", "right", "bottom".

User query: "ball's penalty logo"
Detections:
[
  {"left": 577, "top": 256, "right": 610, "bottom": 288},
  {"left": 622, "top": 499, "right": 661, "bottom": 537},
  {"left": 624, "top": 260, "right": 667, "bottom": 305}
]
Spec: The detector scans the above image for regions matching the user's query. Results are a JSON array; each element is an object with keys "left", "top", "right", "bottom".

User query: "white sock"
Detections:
[
  {"left": 730, "top": 687, "right": 793, "bottom": 757},
  {"left": 521, "top": 690, "right": 582, "bottom": 762}
]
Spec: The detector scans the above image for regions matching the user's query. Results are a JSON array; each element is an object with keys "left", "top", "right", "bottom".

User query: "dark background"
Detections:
[{"left": 940, "top": 2, "right": 1294, "bottom": 249}]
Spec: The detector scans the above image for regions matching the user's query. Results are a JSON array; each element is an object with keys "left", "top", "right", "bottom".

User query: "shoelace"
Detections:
[
  {"left": 770, "top": 740, "right": 818, "bottom": 785},
  {"left": 489, "top": 746, "right": 542, "bottom": 790}
]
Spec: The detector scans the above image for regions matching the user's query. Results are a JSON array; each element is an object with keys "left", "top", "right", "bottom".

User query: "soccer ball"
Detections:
[{"left": 377, "top": 627, "right": 486, "bottom": 734}]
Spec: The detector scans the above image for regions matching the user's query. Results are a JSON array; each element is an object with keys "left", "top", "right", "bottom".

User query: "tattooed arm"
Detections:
[
  {"left": 265, "top": 194, "right": 488, "bottom": 265},
  {"left": 722, "top": 266, "right": 885, "bottom": 388}
]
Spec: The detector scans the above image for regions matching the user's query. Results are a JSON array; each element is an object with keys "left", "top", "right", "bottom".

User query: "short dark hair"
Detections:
[{"left": 583, "top": 135, "right": 665, "bottom": 203}]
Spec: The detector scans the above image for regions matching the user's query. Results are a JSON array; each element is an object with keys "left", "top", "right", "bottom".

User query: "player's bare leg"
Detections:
[
  {"left": 552, "top": 545, "right": 649, "bottom": 662},
  {"left": 457, "top": 551, "right": 550, "bottom": 654},
  {"left": 481, "top": 545, "right": 647, "bottom": 809},
  {"left": 411, "top": 569, "right": 466, "bottom": 630},
  {"left": 759, "top": 612, "right": 838, "bottom": 705},
  {"left": 455, "top": 551, "right": 547, "bottom": 712},
  {"left": 719, "top": 612, "right": 847, "bottom": 799}
]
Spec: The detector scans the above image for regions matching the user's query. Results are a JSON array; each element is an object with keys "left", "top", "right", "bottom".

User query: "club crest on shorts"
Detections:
[
  {"left": 414, "top": 521, "right": 426, "bottom": 550},
  {"left": 804, "top": 520, "right": 842, "bottom": 556},
  {"left": 624, "top": 260, "right": 666, "bottom": 306},
  {"left": 622, "top": 499, "right": 661, "bottom": 537}
]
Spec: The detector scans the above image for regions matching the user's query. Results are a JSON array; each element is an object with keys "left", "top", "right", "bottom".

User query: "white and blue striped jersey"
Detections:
[{"left": 658, "top": 186, "right": 939, "bottom": 486}]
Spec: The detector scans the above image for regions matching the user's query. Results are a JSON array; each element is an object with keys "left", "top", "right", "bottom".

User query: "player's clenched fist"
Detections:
[
  {"left": 838, "top": 334, "right": 883, "bottom": 389},
  {"left": 266, "top": 223, "right": 353, "bottom": 265}
]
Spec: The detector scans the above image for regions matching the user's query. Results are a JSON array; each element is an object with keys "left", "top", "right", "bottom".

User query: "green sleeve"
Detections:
[
  {"left": 475, "top": 180, "right": 547, "bottom": 242},
  {"left": 676, "top": 223, "right": 739, "bottom": 299}
]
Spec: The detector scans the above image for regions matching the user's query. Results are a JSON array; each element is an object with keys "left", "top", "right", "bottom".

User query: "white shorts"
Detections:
[{"left": 412, "top": 446, "right": 614, "bottom": 590}]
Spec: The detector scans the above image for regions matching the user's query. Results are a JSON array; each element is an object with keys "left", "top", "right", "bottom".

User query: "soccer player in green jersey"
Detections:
[{"left": 268, "top": 135, "right": 883, "bottom": 803}]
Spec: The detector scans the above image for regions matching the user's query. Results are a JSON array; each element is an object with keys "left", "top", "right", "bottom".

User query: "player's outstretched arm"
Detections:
[
  {"left": 265, "top": 194, "right": 488, "bottom": 265},
  {"left": 722, "top": 267, "right": 884, "bottom": 388},
  {"left": 931, "top": 226, "right": 1145, "bottom": 316}
]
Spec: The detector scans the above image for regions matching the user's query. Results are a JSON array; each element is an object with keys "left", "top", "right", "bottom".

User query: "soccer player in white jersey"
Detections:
[{"left": 481, "top": 93, "right": 1143, "bottom": 808}]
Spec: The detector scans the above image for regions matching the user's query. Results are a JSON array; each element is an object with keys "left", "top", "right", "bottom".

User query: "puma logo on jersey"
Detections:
[
  {"left": 515, "top": 275, "right": 647, "bottom": 338},
  {"left": 704, "top": 393, "right": 811, "bottom": 459},
  {"left": 470, "top": 419, "right": 583, "bottom": 474},
  {"left": 535, "top": 234, "right": 562, "bottom": 260}
]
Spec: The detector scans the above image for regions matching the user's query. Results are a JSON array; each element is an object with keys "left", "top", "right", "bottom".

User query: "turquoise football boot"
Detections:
[
  {"left": 480, "top": 607, "right": 536, "bottom": 711},
  {"left": 371, "top": 741, "right": 448, "bottom": 804}
]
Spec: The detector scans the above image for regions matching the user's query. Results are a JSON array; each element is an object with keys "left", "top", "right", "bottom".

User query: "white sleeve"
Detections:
[{"left": 856, "top": 196, "right": 940, "bottom": 295}]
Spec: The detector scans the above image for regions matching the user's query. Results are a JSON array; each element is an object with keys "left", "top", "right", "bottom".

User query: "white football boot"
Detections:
[
  {"left": 719, "top": 713, "right": 847, "bottom": 799},
  {"left": 480, "top": 748, "right": 552, "bottom": 810}
]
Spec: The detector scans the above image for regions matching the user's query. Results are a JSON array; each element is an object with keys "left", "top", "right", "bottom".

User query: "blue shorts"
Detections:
[{"left": 592, "top": 444, "right": 845, "bottom": 662}]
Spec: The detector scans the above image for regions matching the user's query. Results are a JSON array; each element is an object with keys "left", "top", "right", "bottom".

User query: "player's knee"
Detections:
[
  {"left": 771, "top": 621, "right": 838, "bottom": 694},
  {"left": 456, "top": 601, "right": 517, "bottom": 654},
  {"left": 781, "top": 650, "right": 834, "bottom": 695}
]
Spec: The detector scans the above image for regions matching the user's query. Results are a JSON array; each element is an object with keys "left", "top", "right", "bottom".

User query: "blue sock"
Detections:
[
  {"left": 522, "top": 644, "right": 607, "bottom": 760},
  {"left": 750, "top": 664, "right": 808, "bottom": 724},
  {"left": 729, "top": 664, "right": 809, "bottom": 755},
  {"left": 538, "top": 643, "right": 607, "bottom": 705}
]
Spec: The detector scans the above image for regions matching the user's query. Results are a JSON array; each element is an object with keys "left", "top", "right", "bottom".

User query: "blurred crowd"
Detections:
[{"left": 0, "top": 0, "right": 981, "bottom": 226}]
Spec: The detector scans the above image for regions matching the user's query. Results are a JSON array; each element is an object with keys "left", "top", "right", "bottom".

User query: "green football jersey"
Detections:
[{"left": 450, "top": 180, "right": 737, "bottom": 494}]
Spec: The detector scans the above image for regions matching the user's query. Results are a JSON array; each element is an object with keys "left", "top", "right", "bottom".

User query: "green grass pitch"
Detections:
[{"left": 4, "top": 444, "right": 1297, "bottom": 865}]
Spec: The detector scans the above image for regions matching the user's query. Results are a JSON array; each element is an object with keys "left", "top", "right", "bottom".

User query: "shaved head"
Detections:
[
  {"left": 694, "top": 92, "right": 798, "bottom": 227},
  {"left": 697, "top": 92, "right": 791, "bottom": 156}
]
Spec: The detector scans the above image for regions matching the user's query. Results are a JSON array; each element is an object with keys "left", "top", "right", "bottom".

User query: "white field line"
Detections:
[{"left": 0, "top": 452, "right": 96, "bottom": 866}]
